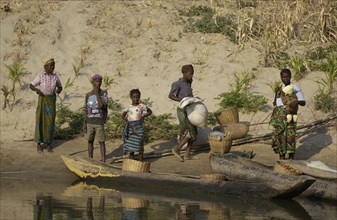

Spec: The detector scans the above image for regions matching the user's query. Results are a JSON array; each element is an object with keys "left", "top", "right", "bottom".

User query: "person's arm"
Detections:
[
  {"left": 168, "top": 93, "right": 181, "bottom": 102},
  {"left": 143, "top": 107, "right": 152, "bottom": 118},
  {"left": 298, "top": 100, "right": 306, "bottom": 106},
  {"left": 168, "top": 81, "right": 181, "bottom": 102},
  {"left": 273, "top": 85, "right": 282, "bottom": 106},
  {"left": 121, "top": 108, "right": 128, "bottom": 122},
  {"left": 83, "top": 94, "right": 88, "bottom": 132},
  {"left": 30, "top": 74, "right": 44, "bottom": 96},
  {"left": 56, "top": 87, "right": 62, "bottom": 94},
  {"left": 30, "top": 84, "right": 45, "bottom": 96},
  {"left": 294, "top": 85, "right": 306, "bottom": 106},
  {"left": 55, "top": 75, "right": 63, "bottom": 94},
  {"left": 99, "top": 90, "right": 108, "bottom": 108},
  {"left": 94, "top": 87, "right": 104, "bottom": 108}
]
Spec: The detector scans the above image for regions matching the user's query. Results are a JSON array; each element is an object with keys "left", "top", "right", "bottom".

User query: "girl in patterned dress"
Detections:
[{"left": 121, "top": 89, "right": 152, "bottom": 161}]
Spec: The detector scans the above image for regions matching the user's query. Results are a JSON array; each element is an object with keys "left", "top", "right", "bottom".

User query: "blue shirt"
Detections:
[{"left": 169, "top": 78, "right": 193, "bottom": 100}]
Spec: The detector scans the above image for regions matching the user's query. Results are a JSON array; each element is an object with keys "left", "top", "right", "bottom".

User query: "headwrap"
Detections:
[
  {"left": 92, "top": 73, "right": 102, "bottom": 81},
  {"left": 44, "top": 58, "right": 55, "bottom": 66}
]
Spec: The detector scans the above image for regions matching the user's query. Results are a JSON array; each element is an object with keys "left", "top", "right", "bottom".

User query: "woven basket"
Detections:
[
  {"left": 209, "top": 132, "right": 232, "bottom": 154},
  {"left": 122, "top": 159, "right": 151, "bottom": 173},
  {"left": 274, "top": 161, "right": 302, "bottom": 176},
  {"left": 200, "top": 173, "right": 227, "bottom": 181},
  {"left": 215, "top": 107, "right": 239, "bottom": 125},
  {"left": 213, "top": 123, "right": 249, "bottom": 140}
]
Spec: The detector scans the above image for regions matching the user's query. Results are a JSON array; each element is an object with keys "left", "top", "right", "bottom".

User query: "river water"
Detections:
[{"left": 1, "top": 177, "right": 336, "bottom": 220}]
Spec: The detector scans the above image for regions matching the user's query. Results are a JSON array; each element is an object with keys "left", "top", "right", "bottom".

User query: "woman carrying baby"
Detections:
[{"left": 270, "top": 69, "right": 306, "bottom": 160}]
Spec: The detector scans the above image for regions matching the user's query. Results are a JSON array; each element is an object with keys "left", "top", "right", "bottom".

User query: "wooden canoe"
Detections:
[
  {"left": 61, "top": 155, "right": 314, "bottom": 199},
  {"left": 210, "top": 153, "right": 337, "bottom": 201}
]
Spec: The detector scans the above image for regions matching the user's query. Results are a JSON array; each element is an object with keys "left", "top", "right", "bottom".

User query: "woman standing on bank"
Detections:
[
  {"left": 30, "top": 58, "right": 62, "bottom": 153},
  {"left": 270, "top": 68, "right": 305, "bottom": 160}
]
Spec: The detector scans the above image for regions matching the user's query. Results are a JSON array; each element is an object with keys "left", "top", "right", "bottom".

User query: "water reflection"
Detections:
[
  {"left": 34, "top": 194, "right": 53, "bottom": 220},
  {"left": 1, "top": 178, "right": 336, "bottom": 219},
  {"left": 85, "top": 196, "right": 105, "bottom": 220}
]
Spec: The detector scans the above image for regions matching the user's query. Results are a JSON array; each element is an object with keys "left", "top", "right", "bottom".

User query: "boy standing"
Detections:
[
  {"left": 83, "top": 74, "right": 108, "bottom": 162},
  {"left": 168, "top": 64, "right": 198, "bottom": 162}
]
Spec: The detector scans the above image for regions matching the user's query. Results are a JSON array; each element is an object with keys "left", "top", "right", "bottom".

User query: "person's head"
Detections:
[
  {"left": 280, "top": 68, "right": 291, "bottom": 85},
  {"left": 44, "top": 58, "right": 55, "bottom": 74},
  {"left": 130, "top": 89, "right": 141, "bottom": 105},
  {"left": 91, "top": 73, "right": 102, "bottom": 88},
  {"left": 181, "top": 64, "right": 194, "bottom": 82}
]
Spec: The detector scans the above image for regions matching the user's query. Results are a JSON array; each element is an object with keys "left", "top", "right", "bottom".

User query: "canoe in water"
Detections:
[
  {"left": 61, "top": 155, "right": 313, "bottom": 199},
  {"left": 209, "top": 153, "right": 337, "bottom": 201}
]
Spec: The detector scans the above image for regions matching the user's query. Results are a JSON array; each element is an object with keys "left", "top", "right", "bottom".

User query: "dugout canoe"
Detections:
[
  {"left": 210, "top": 153, "right": 337, "bottom": 201},
  {"left": 61, "top": 155, "right": 314, "bottom": 199}
]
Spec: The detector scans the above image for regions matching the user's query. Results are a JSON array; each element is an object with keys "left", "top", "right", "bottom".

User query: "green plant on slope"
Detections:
[
  {"left": 143, "top": 114, "right": 179, "bottom": 143},
  {"left": 72, "top": 64, "right": 81, "bottom": 77},
  {"left": 289, "top": 55, "right": 306, "bottom": 80},
  {"left": 55, "top": 105, "right": 83, "bottom": 140},
  {"left": 266, "top": 80, "right": 281, "bottom": 94},
  {"left": 314, "top": 54, "right": 337, "bottom": 94},
  {"left": 324, "top": 54, "right": 337, "bottom": 93},
  {"left": 57, "top": 77, "right": 75, "bottom": 105},
  {"left": 1, "top": 84, "right": 11, "bottom": 110},
  {"left": 313, "top": 89, "right": 336, "bottom": 113},
  {"left": 103, "top": 75, "right": 116, "bottom": 89},
  {"left": 180, "top": 6, "right": 238, "bottom": 43},
  {"left": 5, "top": 60, "right": 26, "bottom": 99},
  {"left": 215, "top": 71, "right": 268, "bottom": 113}
]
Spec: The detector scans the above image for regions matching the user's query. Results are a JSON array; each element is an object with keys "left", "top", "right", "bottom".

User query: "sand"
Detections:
[{"left": 0, "top": 1, "right": 336, "bottom": 181}]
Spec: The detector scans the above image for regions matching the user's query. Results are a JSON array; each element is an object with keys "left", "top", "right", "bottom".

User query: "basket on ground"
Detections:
[
  {"left": 208, "top": 131, "right": 232, "bottom": 154},
  {"left": 214, "top": 107, "right": 239, "bottom": 125},
  {"left": 122, "top": 159, "right": 151, "bottom": 173},
  {"left": 274, "top": 161, "right": 302, "bottom": 176},
  {"left": 213, "top": 123, "right": 249, "bottom": 140}
]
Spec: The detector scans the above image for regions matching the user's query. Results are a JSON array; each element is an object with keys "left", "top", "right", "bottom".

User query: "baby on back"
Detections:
[{"left": 281, "top": 84, "right": 298, "bottom": 123}]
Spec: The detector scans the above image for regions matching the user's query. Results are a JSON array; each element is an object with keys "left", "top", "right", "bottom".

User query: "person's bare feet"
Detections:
[
  {"left": 47, "top": 145, "right": 53, "bottom": 153},
  {"left": 37, "top": 144, "right": 43, "bottom": 154},
  {"left": 172, "top": 148, "right": 184, "bottom": 162}
]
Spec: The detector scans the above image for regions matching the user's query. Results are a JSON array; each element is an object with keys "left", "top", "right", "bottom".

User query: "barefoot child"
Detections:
[
  {"left": 83, "top": 74, "right": 108, "bottom": 162},
  {"left": 168, "top": 64, "right": 198, "bottom": 162},
  {"left": 121, "top": 89, "right": 152, "bottom": 161}
]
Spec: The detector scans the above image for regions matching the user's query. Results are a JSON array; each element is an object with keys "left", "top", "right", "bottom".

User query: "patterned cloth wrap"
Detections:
[
  {"left": 122, "top": 104, "right": 147, "bottom": 154},
  {"left": 176, "top": 107, "right": 197, "bottom": 142},
  {"left": 34, "top": 95, "right": 57, "bottom": 144},
  {"left": 122, "top": 120, "right": 144, "bottom": 154},
  {"left": 269, "top": 106, "right": 296, "bottom": 155}
]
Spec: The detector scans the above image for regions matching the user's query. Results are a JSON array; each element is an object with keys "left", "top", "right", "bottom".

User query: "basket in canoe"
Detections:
[{"left": 122, "top": 159, "right": 151, "bottom": 173}]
